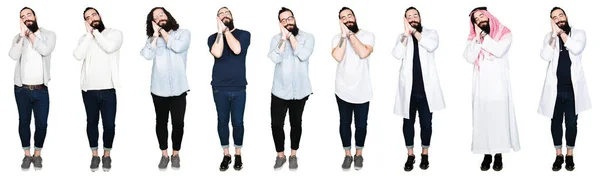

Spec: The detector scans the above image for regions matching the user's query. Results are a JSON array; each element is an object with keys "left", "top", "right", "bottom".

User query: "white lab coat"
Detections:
[
  {"left": 463, "top": 34, "right": 520, "bottom": 154},
  {"left": 538, "top": 28, "right": 591, "bottom": 118},
  {"left": 392, "top": 29, "right": 445, "bottom": 118}
]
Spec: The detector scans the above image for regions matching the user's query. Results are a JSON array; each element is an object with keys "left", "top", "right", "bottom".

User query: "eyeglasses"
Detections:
[
  {"left": 20, "top": 13, "right": 33, "bottom": 20},
  {"left": 85, "top": 13, "right": 99, "bottom": 21},
  {"left": 218, "top": 11, "right": 231, "bottom": 17},
  {"left": 153, "top": 12, "right": 166, "bottom": 19},
  {"left": 280, "top": 16, "right": 295, "bottom": 23}
]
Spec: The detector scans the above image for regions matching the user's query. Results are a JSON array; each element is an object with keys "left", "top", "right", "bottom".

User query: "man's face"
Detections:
[
  {"left": 473, "top": 11, "right": 489, "bottom": 29},
  {"left": 20, "top": 9, "right": 36, "bottom": 26},
  {"left": 84, "top": 9, "right": 101, "bottom": 28},
  {"left": 405, "top": 9, "right": 421, "bottom": 28},
  {"left": 153, "top": 9, "right": 168, "bottom": 26},
  {"left": 339, "top": 9, "right": 356, "bottom": 28},
  {"left": 279, "top": 11, "right": 296, "bottom": 31},
  {"left": 218, "top": 8, "right": 233, "bottom": 24},
  {"left": 551, "top": 9, "right": 568, "bottom": 28}
]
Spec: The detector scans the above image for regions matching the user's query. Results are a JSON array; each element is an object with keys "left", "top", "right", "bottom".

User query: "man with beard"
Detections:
[
  {"left": 392, "top": 6, "right": 445, "bottom": 172},
  {"left": 140, "top": 7, "right": 190, "bottom": 171},
  {"left": 9, "top": 7, "right": 56, "bottom": 171},
  {"left": 207, "top": 6, "right": 251, "bottom": 172},
  {"left": 267, "top": 7, "right": 314, "bottom": 170},
  {"left": 463, "top": 7, "right": 520, "bottom": 172},
  {"left": 331, "top": 7, "right": 374, "bottom": 171},
  {"left": 538, "top": 7, "right": 590, "bottom": 172},
  {"left": 73, "top": 7, "right": 123, "bottom": 172}
]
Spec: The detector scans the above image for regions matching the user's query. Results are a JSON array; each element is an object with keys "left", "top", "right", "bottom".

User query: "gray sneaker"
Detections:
[
  {"left": 90, "top": 156, "right": 101, "bottom": 172},
  {"left": 102, "top": 156, "right": 112, "bottom": 172},
  {"left": 158, "top": 155, "right": 170, "bottom": 170},
  {"left": 273, "top": 156, "right": 287, "bottom": 170},
  {"left": 341, "top": 156, "right": 353, "bottom": 170},
  {"left": 354, "top": 155, "right": 364, "bottom": 170},
  {"left": 21, "top": 156, "right": 32, "bottom": 170},
  {"left": 289, "top": 155, "right": 298, "bottom": 170},
  {"left": 171, "top": 155, "right": 181, "bottom": 170},
  {"left": 32, "top": 156, "right": 42, "bottom": 170}
]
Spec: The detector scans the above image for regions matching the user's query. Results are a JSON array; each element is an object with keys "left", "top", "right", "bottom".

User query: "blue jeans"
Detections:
[
  {"left": 15, "top": 85, "right": 49, "bottom": 150},
  {"left": 403, "top": 93, "right": 433, "bottom": 149},
  {"left": 213, "top": 89, "right": 246, "bottom": 148},
  {"left": 551, "top": 92, "right": 577, "bottom": 149},
  {"left": 82, "top": 89, "right": 117, "bottom": 151},
  {"left": 336, "top": 95, "right": 369, "bottom": 150}
]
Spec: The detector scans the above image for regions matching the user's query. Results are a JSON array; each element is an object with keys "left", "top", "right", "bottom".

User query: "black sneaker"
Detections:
[
  {"left": 21, "top": 156, "right": 33, "bottom": 171},
  {"left": 219, "top": 155, "right": 231, "bottom": 171},
  {"left": 419, "top": 154, "right": 429, "bottom": 170},
  {"left": 565, "top": 155, "right": 575, "bottom": 171},
  {"left": 233, "top": 155, "right": 243, "bottom": 171},
  {"left": 492, "top": 154, "right": 503, "bottom": 171},
  {"left": 90, "top": 156, "right": 101, "bottom": 172},
  {"left": 102, "top": 156, "right": 112, "bottom": 172},
  {"left": 480, "top": 154, "right": 492, "bottom": 171},
  {"left": 552, "top": 155, "right": 564, "bottom": 171},
  {"left": 404, "top": 155, "right": 415, "bottom": 172}
]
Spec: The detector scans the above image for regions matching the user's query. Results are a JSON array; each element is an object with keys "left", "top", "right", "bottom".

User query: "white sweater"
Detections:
[{"left": 73, "top": 28, "right": 123, "bottom": 91}]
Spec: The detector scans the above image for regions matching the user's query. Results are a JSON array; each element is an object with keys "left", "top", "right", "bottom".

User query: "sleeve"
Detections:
[
  {"left": 540, "top": 32, "right": 554, "bottom": 62},
  {"left": 32, "top": 31, "right": 56, "bottom": 56},
  {"left": 564, "top": 30, "right": 586, "bottom": 55},
  {"left": 419, "top": 30, "right": 439, "bottom": 52},
  {"left": 167, "top": 29, "right": 191, "bottom": 53},
  {"left": 140, "top": 37, "right": 156, "bottom": 60},
  {"left": 293, "top": 33, "right": 315, "bottom": 61},
  {"left": 267, "top": 34, "right": 283, "bottom": 64},
  {"left": 93, "top": 29, "right": 123, "bottom": 54},
  {"left": 9, "top": 35, "right": 23, "bottom": 60}
]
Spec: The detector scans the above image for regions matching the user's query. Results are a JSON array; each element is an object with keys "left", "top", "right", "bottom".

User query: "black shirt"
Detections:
[
  {"left": 411, "top": 34, "right": 426, "bottom": 95},
  {"left": 556, "top": 36, "right": 574, "bottom": 92}
]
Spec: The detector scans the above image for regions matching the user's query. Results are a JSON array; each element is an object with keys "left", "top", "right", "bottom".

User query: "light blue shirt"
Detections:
[
  {"left": 268, "top": 30, "right": 314, "bottom": 100},
  {"left": 140, "top": 29, "right": 191, "bottom": 97}
]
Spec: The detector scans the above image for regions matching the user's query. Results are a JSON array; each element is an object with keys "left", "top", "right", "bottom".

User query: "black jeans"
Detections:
[
  {"left": 82, "top": 89, "right": 117, "bottom": 150},
  {"left": 551, "top": 92, "right": 577, "bottom": 149},
  {"left": 152, "top": 92, "right": 187, "bottom": 151},
  {"left": 403, "top": 93, "right": 433, "bottom": 149},
  {"left": 336, "top": 95, "right": 369, "bottom": 150},
  {"left": 15, "top": 85, "right": 49, "bottom": 150},
  {"left": 270, "top": 94, "right": 309, "bottom": 152}
]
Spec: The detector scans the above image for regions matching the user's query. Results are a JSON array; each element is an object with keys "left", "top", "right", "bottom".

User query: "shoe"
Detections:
[
  {"left": 419, "top": 154, "right": 429, "bottom": 170},
  {"left": 492, "top": 154, "right": 503, "bottom": 171},
  {"left": 289, "top": 155, "right": 298, "bottom": 170},
  {"left": 32, "top": 156, "right": 42, "bottom": 171},
  {"left": 354, "top": 155, "right": 364, "bottom": 170},
  {"left": 552, "top": 155, "right": 564, "bottom": 171},
  {"left": 341, "top": 156, "right": 353, "bottom": 170},
  {"left": 171, "top": 155, "right": 180, "bottom": 170},
  {"left": 102, "top": 156, "right": 112, "bottom": 172},
  {"left": 158, "top": 155, "right": 170, "bottom": 170},
  {"left": 90, "top": 156, "right": 101, "bottom": 172},
  {"left": 565, "top": 155, "right": 575, "bottom": 171},
  {"left": 233, "top": 155, "right": 243, "bottom": 171},
  {"left": 404, "top": 155, "right": 415, "bottom": 172},
  {"left": 21, "top": 156, "right": 33, "bottom": 171},
  {"left": 480, "top": 154, "right": 492, "bottom": 171},
  {"left": 273, "top": 155, "right": 286, "bottom": 170},
  {"left": 219, "top": 155, "right": 232, "bottom": 171}
]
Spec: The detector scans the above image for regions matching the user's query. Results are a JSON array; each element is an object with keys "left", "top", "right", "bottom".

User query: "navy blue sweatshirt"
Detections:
[{"left": 207, "top": 29, "right": 251, "bottom": 91}]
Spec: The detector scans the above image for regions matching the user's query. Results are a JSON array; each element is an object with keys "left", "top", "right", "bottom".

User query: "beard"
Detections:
[
  {"left": 222, "top": 17, "right": 235, "bottom": 30},
  {"left": 91, "top": 20, "right": 106, "bottom": 32},
  {"left": 345, "top": 21, "right": 359, "bottom": 33},
  {"left": 410, "top": 22, "right": 423, "bottom": 33},
  {"left": 158, "top": 19, "right": 174, "bottom": 32},
  {"left": 24, "top": 20, "right": 39, "bottom": 32},
  {"left": 478, "top": 21, "right": 490, "bottom": 34},
  {"left": 557, "top": 20, "right": 571, "bottom": 35},
  {"left": 285, "top": 24, "right": 299, "bottom": 36}
]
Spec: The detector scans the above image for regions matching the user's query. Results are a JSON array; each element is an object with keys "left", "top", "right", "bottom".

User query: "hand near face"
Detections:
[
  {"left": 339, "top": 20, "right": 350, "bottom": 37},
  {"left": 152, "top": 21, "right": 160, "bottom": 37},
  {"left": 20, "top": 19, "right": 28, "bottom": 37},
  {"left": 217, "top": 16, "right": 227, "bottom": 33},
  {"left": 404, "top": 18, "right": 415, "bottom": 36},
  {"left": 279, "top": 23, "right": 291, "bottom": 40},
  {"left": 551, "top": 19, "right": 562, "bottom": 38},
  {"left": 85, "top": 20, "right": 94, "bottom": 34},
  {"left": 474, "top": 22, "right": 483, "bottom": 38}
]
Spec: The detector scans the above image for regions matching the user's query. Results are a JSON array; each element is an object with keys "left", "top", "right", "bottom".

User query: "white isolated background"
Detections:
[{"left": 0, "top": 0, "right": 597, "bottom": 178}]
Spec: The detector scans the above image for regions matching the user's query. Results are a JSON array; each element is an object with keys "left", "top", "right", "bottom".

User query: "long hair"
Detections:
[{"left": 146, "top": 7, "right": 179, "bottom": 37}]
